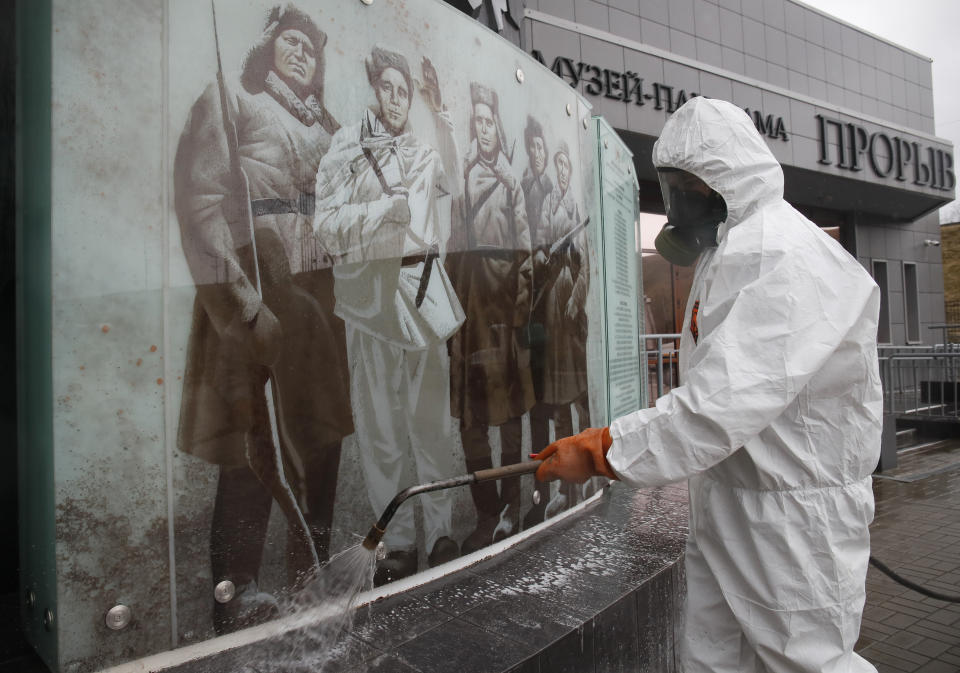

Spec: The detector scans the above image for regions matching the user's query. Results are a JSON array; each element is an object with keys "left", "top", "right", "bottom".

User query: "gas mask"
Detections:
[{"left": 655, "top": 168, "right": 727, "bottom": 267}]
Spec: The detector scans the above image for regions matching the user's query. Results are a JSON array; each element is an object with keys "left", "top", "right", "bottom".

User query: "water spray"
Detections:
[{"left": 361, "top": 460, "right": 543, "bottom": 551}]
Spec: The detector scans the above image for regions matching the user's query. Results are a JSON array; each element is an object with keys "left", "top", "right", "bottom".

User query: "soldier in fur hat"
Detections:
[
  {"left": 448, "top": 82, "right": 536, "bottom": 554},
  {"left": 174, "top": 3, "right": 351, "bottom": 633},
  {"left": 531, "top": 140, "right": 592, "bottom": 520}
]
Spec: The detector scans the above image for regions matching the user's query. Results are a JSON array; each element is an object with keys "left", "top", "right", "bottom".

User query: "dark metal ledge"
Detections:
[{"left": 170, "top": 482, "right": 689, "bottom": 673}]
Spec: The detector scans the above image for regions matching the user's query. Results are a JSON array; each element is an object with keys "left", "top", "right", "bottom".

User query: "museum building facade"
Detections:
[{"left": 472, "top": 0, "right": 954, "bottom": 345}]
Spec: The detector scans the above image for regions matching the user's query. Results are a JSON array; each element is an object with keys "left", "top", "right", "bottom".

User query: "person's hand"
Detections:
[
  {"left": 249, "top": 304, "right": 282, "bottom": 366},
  {"left": 385, "top": 190, "right": 411, "bottom": 225},
  {"left": 418, "top": 57, "right": 443, "bottom": 113},
  {"left": 531, "top": 427, "right": 618, "bottom": 484},
  {"left": 533, "top": 248, "right": 548, "bottom": 269},
  {"left": 492, "top": 154, "right": 516, "bottom": 190}
]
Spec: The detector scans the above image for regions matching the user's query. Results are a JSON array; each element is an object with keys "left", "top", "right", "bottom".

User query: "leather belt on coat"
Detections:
[{"left": 250, "top": 193, "right": 316, "bottom": 217}]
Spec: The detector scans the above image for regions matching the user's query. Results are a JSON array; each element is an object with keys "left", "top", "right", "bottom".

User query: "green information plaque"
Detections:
[{"left": 593, "top": 118, "right": 645, "bottom": 423}]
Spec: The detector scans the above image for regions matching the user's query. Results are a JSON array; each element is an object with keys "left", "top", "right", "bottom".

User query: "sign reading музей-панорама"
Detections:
[
  {"left": 532, "top": 52, "right": 955, "bottom": 192},
  {"left": 531, "top": 51, "right": 789, "bottom": 142}
]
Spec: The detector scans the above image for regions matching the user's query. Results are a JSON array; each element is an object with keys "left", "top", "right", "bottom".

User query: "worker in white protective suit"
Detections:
[{"left": 533, "top": 97, "right": 883, "bottom": 673}]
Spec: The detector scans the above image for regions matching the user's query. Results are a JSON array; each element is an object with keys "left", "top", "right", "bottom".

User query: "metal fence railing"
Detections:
[
  {"left": 644, "top": 336, "right": 960, "bottom": 420},
  {"left": 878, "top": 344, "right": 960, "bottom": 418},
  {"left": 641, "top": 333, "right": 681, "bottom": 404}
]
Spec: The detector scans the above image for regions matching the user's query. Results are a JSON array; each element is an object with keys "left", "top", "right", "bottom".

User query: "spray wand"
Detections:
[{"left": 361, "top": 460, "right": 542, "bottom": 551}]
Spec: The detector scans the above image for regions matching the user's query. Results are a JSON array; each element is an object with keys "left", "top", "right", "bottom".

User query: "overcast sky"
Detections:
[{"left": 798, "top": 0, "right": 960, "bottom": 219}]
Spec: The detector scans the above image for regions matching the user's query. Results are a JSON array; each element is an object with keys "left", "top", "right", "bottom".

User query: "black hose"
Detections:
[{"left": 869, "top": 555, "right": 960, "bottom": 603}]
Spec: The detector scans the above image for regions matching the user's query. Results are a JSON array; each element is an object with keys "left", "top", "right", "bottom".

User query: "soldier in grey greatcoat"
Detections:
[
  {"left": 521, "top": 115, "right": 554, "bottom": 526},
  {"left": 448, "top": 83, "right": 535, "bottom": 554},
  {"left": 174, "top": 4, "right": 352, "bottom": 633},
  {"left": 532, "top": 141, "right": 591, "bottom": 518}
]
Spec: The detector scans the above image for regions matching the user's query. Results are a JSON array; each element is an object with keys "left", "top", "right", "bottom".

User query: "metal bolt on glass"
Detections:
[
  {"left": 105, "top": 605, "right": 132, "bottom": 631},
  {"left": 532, "top": 489, "right": 542, "bottom": 505},
  {"left": 566, "top": 103, "right": 572, "bottom": 116},
  {"left": 515, "top": 68, "right": 524, "bottom": 83},
  {"left": 26, "top": 589, "right": 36, "bottom": 610},
  {"left": 214, "top": 580, "right": 236, "bottom": 604},
  {"left": 43, "top": 608, "right": 54, "bottom": 632}
]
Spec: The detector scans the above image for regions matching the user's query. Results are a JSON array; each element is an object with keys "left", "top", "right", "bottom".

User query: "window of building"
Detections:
[
  {"left": 873, "top": 260, "right": 892, "bottom": 345},
  {"left": 903, "top": 262, "right": 921, "bottom": 344}
]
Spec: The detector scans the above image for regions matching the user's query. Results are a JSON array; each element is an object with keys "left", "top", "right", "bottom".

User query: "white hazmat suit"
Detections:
[{"left": 606, "top": 97, "right": 883, "bottom": 672}]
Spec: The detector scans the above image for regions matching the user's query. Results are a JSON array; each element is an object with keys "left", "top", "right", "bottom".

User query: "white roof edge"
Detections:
[
  {"left": 788, "top": 0, "right": 933, "bottom": 62},
  {"left": 524, "top": 9, "right": 951, "bottom": 147}
]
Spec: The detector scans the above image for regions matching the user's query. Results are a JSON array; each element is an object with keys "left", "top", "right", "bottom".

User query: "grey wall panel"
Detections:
[
  {"left": 719, "top": 7, "right": 744, "bottom": 50},
  {"left": 764, "top": 0, "right": 786, "bottom": 31},
  {"left": 765, "top": 26, "right": 787, "bottom": 67},
  {"left": 807, "top": 76, "right": 826, "bottom": 102},
  {"left": 859, "top": 63, "right": 877, "bottom": 99},
  {"left": 787, "top": 70, "right": 810, "bottom": 95},
  {"left": 610, "top": 8, "right": 643, "bottom": 43},
  {"left": 641, "top": 0, "right": 670, "bottom": 25},
  {"left": 694, "top": 0, "right": 722, "bottom": 43},
  {"left": 858, "top": 33, "right": 876, "bottom": 66},
  {"left": 668, "top": 0, "right": 696, "bottom": 34},
  {"left": 824, "top": 49, "right": 842, "bottom": 85},
  {"left": 746, "top": 54, "right": 767, "bottom": 81},
  {"left": 786, "top": 34, "right": 807, "bottom": 74},
  {"left": 700, "top": 71, "right": 735, "bottom": 102},
  {"left": 742, "top": 16, "right": 765, "bottom": 58},
  {"left": 803, "top": 8, "right": 824, "bottom": 45},
  {"left": 785, "top": 1, "right": 805, "bottom": 37},
  {"left": 576, "top": 0, "right": 611, "bottom": 30},
  {"left": 608, "top": 0, "right": 639, "bottom": 14},
  {"left": 669, "top": 28, "right": 698, "bottom": 60},
  {"left": 722, "top": 47, "right": 747, "bottom": 75},
  {"left": 741, "top": 0, "right": 763, "bottom": 19},
  {"left": 840, "top": 24, "right": 859, "bottom": 60},
  {"left": 696, "top": 37, "right": 723, "bottom": 69},
  {"left": 806, "top": 43, "right": 826, "bottom": 80},
  {"left": 641, "top": 18, "right": 671, "bottom": 50},
  {"left": 767, "top": 63, "right": 789, "bottom": 88}
]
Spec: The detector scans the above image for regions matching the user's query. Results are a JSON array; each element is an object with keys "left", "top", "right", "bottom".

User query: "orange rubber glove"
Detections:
[{"left": 531, "top": 427, "right": 618, "bottom": 484}]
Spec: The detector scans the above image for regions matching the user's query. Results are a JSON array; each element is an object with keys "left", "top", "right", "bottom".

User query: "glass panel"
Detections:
[{"left": 166, "top": 0, "right": 605, "bottom": 652}]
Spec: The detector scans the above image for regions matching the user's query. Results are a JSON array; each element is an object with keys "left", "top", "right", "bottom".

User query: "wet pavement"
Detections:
[{"left": 857, "top": 440, "right": 960, "bottom": 672}]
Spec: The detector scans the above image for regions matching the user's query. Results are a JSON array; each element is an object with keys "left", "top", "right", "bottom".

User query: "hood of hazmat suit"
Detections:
[{"left": 607, "top": 97, "right": 883, "bottom": 673}]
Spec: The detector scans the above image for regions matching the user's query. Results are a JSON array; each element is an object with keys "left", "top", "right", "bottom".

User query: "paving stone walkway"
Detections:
[{"left": 856, "top": 440, "right": 960, "bottom": 673}]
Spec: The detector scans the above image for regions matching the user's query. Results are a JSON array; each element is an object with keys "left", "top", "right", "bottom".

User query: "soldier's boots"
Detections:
[
  {"left": 427, "top": 536, "right": 460, "bottom": 567},
  {"left": 213, "top": 579, "right": 280, "bottom": 635},
  {"left": 493, "top": 502, "right": 520, "bottom": 543},
  {"left": 373, "top": 549, "right": 418, "bottom": 587}
]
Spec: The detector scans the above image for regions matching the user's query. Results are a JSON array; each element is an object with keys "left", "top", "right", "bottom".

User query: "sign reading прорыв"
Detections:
[{"left": 816, "top": 113, "right": 955, "bottom": 191}]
